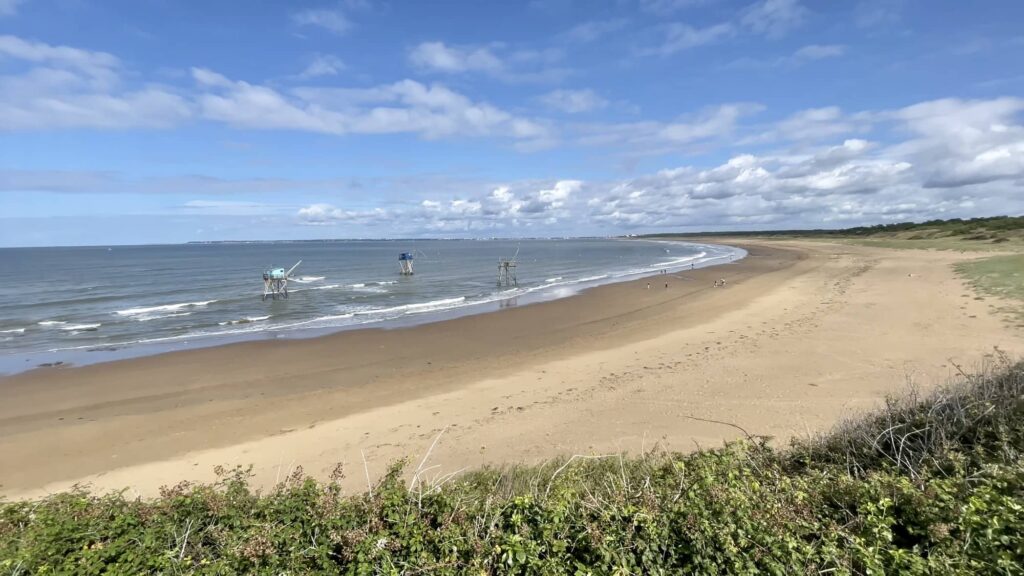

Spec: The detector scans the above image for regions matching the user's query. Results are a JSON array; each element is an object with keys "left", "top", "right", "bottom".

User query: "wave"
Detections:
[
  {"left": 354, "top": 296, "right": 467, "bottom": 317},
  {"left": 219, "top": 315, "right": 271, "bottom": 326},
  {"left": 349, "top": 282, "right": 389, "bottom": 293},
  {"left": 138, "top": 312, "right": 192, "bottom": 321},
  {"left": 349, "top": 280, "right": 395, "bottom": 287},
  {"left": 657, "top": 251, "right": 707, "bottom": 269},
  {"left": 293, "top": 284, "right": 341, "bottom": 292},
  {"left": 38, "top": 320, "right": 66, "bottom": 327},
  {"left": 545, "top": 276, "right": 563, "bottom": 283},
  {"left": 277, "top": 313, "right": 356, "bottom": 330},
  {"left": 0, "top": 328, "right": 25, "bottom": 334},
  {"left": 291, "top": 276, "right": 325, "bottom": 284},
  {"left": 115, "top": 300, "right": 217, "bottom": 317},
  {"left": 60, "top": 323, "right": 101, "bottom": 331}
]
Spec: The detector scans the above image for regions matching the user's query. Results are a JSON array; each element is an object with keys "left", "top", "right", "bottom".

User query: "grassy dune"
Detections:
[
  {"left": 650, "top": 214, "right": 1024, "bottom": 252},
  {"left": 955, "top": 255, "right": 1024, "bottom": 328},
  {"left": 3, "top": 359, "right": 1023, "bottom": 574}
]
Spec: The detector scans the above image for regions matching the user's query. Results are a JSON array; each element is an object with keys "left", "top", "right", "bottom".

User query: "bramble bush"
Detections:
[{"left": 2, "top": 360, "right": 1023, "bottom": 574}]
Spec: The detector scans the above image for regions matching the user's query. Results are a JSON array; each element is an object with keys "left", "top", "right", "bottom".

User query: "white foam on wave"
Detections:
[
  {"left": 349, "top": 282, "right": 389, "bottom": 294},
  {"left": 354, "top": 296, "right": 466, "bottom": 317},
  {"left": 116, "top": 300, "right": 217, "bottom": 317},
  {"left": 276, "top": 313, "right": 357, "bottom": 330},
  {"left": 291, "top": 276, "right": 325, "bottom": 284},
  {"left": 218, "top": 315, "right": 271, "bottom": 326},
  {"left": 545, "top": 276, "right": 563, "bottom": 283},
  {"left": 296, "top": 284, "right": 342, "bottom": 292},
  {"left": 1, "top": 328, "right": 26, "bottom": 334},
  {"left": 657, "top": 251, "right": 707, "bottom": 269},
  {"left": 138, "top": 312, "right": 192, "bottom": 322},
  {"left": 60, "top": 323, "right": 101, "bottom": 331},
  {"left": 38, "top": 320, "right": 66, "bottom": 327}
]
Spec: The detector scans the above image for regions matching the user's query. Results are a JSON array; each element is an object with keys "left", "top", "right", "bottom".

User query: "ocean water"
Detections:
[{"left": 0, "top": 238, "right": 743, "bottom": 373}]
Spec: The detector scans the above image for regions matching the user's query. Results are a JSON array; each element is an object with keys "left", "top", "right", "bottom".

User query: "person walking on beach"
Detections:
[{"left": 647, "top": 282, "right": 651, "bottom": 290}]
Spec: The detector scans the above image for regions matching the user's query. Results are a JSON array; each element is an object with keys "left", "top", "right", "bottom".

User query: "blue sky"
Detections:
[{"left": 1, "top": 0, "right": 1023, "bottom": 246}]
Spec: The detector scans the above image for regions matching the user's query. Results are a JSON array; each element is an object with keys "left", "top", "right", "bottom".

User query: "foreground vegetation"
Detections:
[{"left": 3, "top": 359, "right": 1024, "bottom": 574}]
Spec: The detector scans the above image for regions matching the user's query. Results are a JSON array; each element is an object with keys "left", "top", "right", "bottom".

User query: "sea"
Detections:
[{"left": 0, "top": 238, "right": 744, "bottom": 374}]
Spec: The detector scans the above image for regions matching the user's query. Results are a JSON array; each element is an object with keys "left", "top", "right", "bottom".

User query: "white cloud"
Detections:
[
  {"left": 0, "top": 0, "right": 23, "bottom": 16},
  {"left": 636, "top": 0, "right": 710, "bottom": 14},
  {"left": 639, "top": 0, "right": 807, "bottom": 57},
  {"left": 0, "top": 171, "right": 370, "bottom": 195},
  {"left": 0, "top": 34, "right": 119, "bottom": 83},
  {"left": 191, "top": 67, "right": 232, "bottom": 87},
  {"left": 538, "top": 89, "right": 608, "bottom": 114},
  {"left": 285, "top": 97, "right": 1024, "bottom": 235},
  {"left": 10, "top": 95, "right": 1024, "bottom": 236},
  {"left": 183, "top": 200, "right": 284, "bottom": 216},
  {"left": 297, "top": 179, "right": 585, "bottom": 229},
  {"left": 659, "top": 104, "right": 762, "bottom": 143},
  {"left": 408, "top": 41, "right": 503, "bottom": 74},
  {"left": 297, "top": 54, "right": 346, "bottom": 79},
  {"left": 855, "top": 0, "right": 905, "bottom": 28},
  {"left": 559, "top": 19, "right": 628, "bottom": 43},
  {"left": 891, "top": 97, "right": 1024, "bottom": 188},
  {"left": 793, "top": 44, "right": 845, "bottom": 61},
  {"left": 299, "top": 203, "right": 354, "bottom": 222},
  {"left": 2, "top": 36, "right": 1022, "bottom": 234},
  {"left": 647, "top": 22, "right": 735, "bottom": 55},
  {"left": 729, "top": 44, "right": 846, "bottom": 70},
  {"left": 741, "top": 0, "right": 807, "bottom": 38},
  {"left": 742, "top": 106, "right": 869, "bottom": 144},
  {"left": 407, "top": 41, "right": 568, "bottom": 83},
  {"left": 195, "top": 70, "right": 550, "bottom": 143},
  {"left": 291, "top": 7, "right": 350, "bottom": 35},
  {"left": 577, "top": 103, "right": 764, "bottom": 151},
  {"left": 0, "top": 35, "right": 191, "bottom": 130}
]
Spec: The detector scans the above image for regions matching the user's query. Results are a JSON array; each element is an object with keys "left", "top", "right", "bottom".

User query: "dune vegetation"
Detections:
[
  {"left": 650, "top": 214, "right": 1024, "bottom": 251},
  {"left": 955, "top": 254, "right": 1024, "bottom": 328},
  {"left": 2, "top": 355, "right": 1023, "bottom": 574}
]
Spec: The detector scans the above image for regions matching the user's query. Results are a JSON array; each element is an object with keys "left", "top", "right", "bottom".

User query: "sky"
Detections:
[{"left": 1, "top": 0, "right": 1023, "bottom": 246}]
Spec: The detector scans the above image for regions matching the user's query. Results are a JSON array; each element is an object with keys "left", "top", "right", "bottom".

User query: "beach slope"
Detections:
[{"left": 0, "top": 239, "right": 1019, "bottom": 498}]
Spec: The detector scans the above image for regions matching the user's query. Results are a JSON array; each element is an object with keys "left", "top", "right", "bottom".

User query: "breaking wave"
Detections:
[
  {"left": 115, "top": 300, "right": 217, "bottom": 318},
  {"left": 219, "top": 315, "right": 271, "bottom": 326}
]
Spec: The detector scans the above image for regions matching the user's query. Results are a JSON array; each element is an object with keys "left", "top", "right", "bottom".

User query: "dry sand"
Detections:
[{"left": 1, "top": 239, "right": 1020, "bottom": 499}]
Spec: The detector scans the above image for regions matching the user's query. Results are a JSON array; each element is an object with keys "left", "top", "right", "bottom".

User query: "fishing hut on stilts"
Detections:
[
  {"left": 262, "top": 260, "right": 301, "bottom": 301},
  {"left": 399, "top": 252, "right": 415, "bottom": 275},
  {"left": 497, "top": 247, "right": 519, "bottom": 287}
]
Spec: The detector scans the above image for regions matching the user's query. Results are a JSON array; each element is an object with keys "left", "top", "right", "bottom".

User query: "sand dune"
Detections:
[{"left": 1, "top": 239, "right": 1020, "bottom": 499}]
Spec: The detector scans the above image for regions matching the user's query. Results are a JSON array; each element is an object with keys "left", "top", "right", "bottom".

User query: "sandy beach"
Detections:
[{"left": 1, "top": 239, "right": 1020, "bottom": 500}]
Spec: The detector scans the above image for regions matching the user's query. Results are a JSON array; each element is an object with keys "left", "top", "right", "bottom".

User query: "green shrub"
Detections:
[{"left": 3, "top": 361, "right": 1024, "bottom": 574}]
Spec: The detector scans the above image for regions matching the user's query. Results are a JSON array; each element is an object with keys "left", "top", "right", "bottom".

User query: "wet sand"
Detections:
[{"left": 1, "top": 239, "right": 1019, "bottom": 499}]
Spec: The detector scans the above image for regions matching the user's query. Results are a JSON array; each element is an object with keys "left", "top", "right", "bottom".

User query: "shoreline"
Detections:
[
  {"left": 2, "top": 238, "right": 1020, "bottom": 499},
  {"left": 0, "top": 239, "right": 744, "bottom": 376}
]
